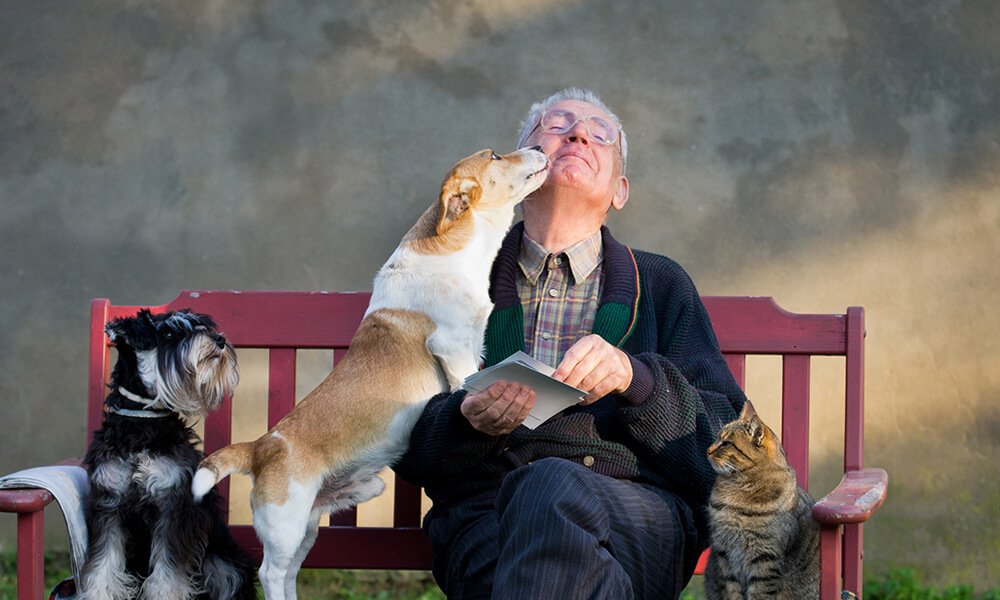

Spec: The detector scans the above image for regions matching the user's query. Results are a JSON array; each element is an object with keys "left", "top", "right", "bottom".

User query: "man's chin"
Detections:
[{"left": 547, "top": 163, "right": 593, "bottom": 188}]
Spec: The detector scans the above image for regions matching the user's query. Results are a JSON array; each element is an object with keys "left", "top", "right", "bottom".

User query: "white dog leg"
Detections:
[
  {"left": 282, "top": 510, "right": 323, "bottom": 600},
  {"left": 254, "top": 481, "right": 319, "bottom": 600}
]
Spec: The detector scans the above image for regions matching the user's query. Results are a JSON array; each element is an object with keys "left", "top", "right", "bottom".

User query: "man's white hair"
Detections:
[{"left": 516, "top": 87, "right": 628, "bottom": 174}]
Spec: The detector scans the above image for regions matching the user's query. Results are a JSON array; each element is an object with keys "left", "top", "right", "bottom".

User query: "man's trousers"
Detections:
[{"left": 424, "top": 457, "right": 706, "bottom": 600}]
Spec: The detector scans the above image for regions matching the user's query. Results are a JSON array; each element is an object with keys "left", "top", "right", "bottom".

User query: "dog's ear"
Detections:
[
  {"left": 105, "top": 318, "right": 131, "bottom": 346},
  {"left": 437, "top": 178, "right": 481, "bottom": 234},
  {"left": 142, "top": 309, "right": 158, "bottom": 331},
  {"left": 105, "top": 309, "right": 158, "bottom": 347}
]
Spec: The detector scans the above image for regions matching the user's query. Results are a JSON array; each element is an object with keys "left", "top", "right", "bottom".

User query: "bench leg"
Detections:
[
  {"left": 819, "top": 524, "right": 843, "bottom": 600},
  {"left": 17, "top": 509, "right": 45, "bottom": 600},
  {"left": 843, "top": 523, "right": 863, "bottom": 595}
]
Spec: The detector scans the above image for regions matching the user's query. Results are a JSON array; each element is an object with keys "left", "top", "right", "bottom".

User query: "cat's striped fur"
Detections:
[{"left": 704, "top": 400, "right": 819, "bottom": 599}]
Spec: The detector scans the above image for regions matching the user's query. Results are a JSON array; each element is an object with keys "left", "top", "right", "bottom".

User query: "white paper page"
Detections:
[{"left": 464, "top": 352, "right": 584, "bottom": 429}]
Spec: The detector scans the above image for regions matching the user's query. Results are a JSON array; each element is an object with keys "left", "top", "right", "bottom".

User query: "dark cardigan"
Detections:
[{"left": 394, "top": 223, "right": 746, "bottom": 535}]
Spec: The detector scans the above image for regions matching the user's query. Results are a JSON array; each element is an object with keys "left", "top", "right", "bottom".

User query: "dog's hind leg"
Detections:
[
  {"left": 253, "top": 479, "right": 321, "bottom": 600},
  {"left": 282, "top": 509, "right": 323, "bottom": 600}
]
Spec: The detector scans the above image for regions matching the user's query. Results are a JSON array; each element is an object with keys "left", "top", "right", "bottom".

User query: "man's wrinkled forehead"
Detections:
[{"left": 546, "top": 99, "right": 617, "bottom": 124}]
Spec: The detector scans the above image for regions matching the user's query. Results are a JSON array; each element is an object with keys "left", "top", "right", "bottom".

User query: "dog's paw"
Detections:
[
  {"left": 79, "top": 569, "right": 140, "bottom": 600},
  {"left": 138, "top": 567, "right": 196, "bottom": 600}
]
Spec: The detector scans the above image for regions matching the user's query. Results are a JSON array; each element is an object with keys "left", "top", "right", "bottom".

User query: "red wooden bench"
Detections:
[{"left": 0, "top": 291, "right": 887, "bottom": 599}]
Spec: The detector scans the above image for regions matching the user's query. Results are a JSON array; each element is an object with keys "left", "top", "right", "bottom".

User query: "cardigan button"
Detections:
[{"left": 582, "top": 456, "right": 595, "bottom": 467}]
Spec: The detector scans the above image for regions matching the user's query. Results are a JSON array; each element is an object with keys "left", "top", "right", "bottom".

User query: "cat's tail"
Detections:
[{"left": 192, "top": 442, "right": 255, "bottom": 502}]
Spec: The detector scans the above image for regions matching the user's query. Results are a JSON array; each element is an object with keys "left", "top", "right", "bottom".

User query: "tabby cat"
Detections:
[{"left": 704, "top": 400, "right": 820, "bottom": 599}]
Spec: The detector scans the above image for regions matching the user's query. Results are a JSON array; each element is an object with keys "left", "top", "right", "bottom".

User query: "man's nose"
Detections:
[{"left": 565, "top": 120, "right": 590, "bottom": 144}]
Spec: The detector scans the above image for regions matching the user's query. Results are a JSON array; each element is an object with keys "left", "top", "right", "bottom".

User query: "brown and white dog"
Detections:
[{"left": 191, "top": 147, "right": 548, "bottom": 599}]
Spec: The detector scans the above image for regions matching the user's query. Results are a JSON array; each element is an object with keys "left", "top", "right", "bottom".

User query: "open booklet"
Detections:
[{"left": 463, "top": 351, "right": 585, "bottom": 429}]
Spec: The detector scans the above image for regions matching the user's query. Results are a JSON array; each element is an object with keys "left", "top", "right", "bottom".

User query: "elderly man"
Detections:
[{"left": 395, "top": 88, "right": 746, "bottom": 600}]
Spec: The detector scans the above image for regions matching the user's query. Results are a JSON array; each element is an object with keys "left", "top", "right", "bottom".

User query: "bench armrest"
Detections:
[
  {"left": 0, "top": 459, "right": 82, "bottom": 512},
  {"left": 812, "top": 468, "right": 888, "bottom": 525},
  {"left": 0, "top": 462, "right": 92, "bottom": 590},
  {"left": 0, "top": 488, "right": 56, "bottom": 513}
]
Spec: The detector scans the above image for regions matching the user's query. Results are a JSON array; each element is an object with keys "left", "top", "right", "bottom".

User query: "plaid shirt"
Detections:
[{"left": 516, "top": 229, "right": 604, "bottom": 369}]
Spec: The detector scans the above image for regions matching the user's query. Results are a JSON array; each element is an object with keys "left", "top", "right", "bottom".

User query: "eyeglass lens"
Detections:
[{"left": 540, "top": 109, "right": 618, "bottom": 145}]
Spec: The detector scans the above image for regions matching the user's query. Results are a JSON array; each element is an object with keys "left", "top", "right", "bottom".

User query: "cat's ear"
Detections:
[
  {"left": 739, "top": 399, "right": 758, "bottom": 421},
  {"left": 750, "top": 417, "right": 766, "bottom": 447}
]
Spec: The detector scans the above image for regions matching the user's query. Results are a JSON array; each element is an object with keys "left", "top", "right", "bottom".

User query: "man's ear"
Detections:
[
  {"left": 437, "top": 178, "right": 481, "bottom": 234},
  {"left": 610, "top": 175, "right": 629, "bottom": 211}
]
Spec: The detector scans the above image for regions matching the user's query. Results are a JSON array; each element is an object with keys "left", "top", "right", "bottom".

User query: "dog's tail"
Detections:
[{"left": 192, "top": 442, "right": 254, "bottom": 503}]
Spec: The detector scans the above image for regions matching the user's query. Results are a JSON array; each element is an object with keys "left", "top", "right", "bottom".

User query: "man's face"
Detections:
[{"left": 522, "top": 99, "right": 627, "bottom": 211}]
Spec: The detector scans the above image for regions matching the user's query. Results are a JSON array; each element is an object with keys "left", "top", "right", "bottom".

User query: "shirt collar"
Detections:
[
  {"left": 484, "top": 222, "right": 640, "bottom": 366},
  {"left": 517, "top": 229, "right": 603, "bottom": 285},
  {"left": 517, "top": 232, "right": 549, "bottom": 285}
]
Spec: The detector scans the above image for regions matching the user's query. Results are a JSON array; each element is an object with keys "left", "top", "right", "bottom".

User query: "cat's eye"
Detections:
[{"left": 491, "top": 151, "right": 502, "bottom": 161}]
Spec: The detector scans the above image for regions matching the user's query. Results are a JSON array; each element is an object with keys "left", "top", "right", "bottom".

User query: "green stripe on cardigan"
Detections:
[
  {"left": 484, "top": 305, "right": 525, "bottom": 367},
  {"left": 483, "top": 300, "right": 636, "bottom": 368}
]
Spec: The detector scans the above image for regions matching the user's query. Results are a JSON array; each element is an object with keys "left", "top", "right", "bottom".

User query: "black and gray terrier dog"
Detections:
[{"left": 80, "top": 309, "right": 256, "bottom": 600}]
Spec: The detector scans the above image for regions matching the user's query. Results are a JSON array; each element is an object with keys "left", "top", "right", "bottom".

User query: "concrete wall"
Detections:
[{"left": 2, "top": 0, "right": 997, "bottom": 589}]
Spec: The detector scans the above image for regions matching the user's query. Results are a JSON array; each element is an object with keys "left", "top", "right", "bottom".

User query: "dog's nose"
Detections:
[
  {"left": 212, "top": 333, "right": 227, "bottom": 349},
  {"left": 530, "top": 145, "right": 542, "bottom": 152}
]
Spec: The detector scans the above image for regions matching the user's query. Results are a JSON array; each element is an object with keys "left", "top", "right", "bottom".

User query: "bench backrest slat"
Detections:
[
  {"left": 87, "top": 291, "right": 865, "bottom": 570},
  {"left": 268, "top": 349, "right": 297, "bottom": 428},
  {"left": 723, "top": 354, "right": 746, "bottom": 389},
  {"left": 845, "top": 306, "right": 866, "bottom": 472},
  {"left": 781, "top": 354, "right": 811, "bottom": 484}
]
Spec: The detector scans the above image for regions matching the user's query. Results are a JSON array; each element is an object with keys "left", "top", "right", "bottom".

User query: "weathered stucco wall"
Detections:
[{"left": 2, "top": 0, "right": 997, "bottom": 588}]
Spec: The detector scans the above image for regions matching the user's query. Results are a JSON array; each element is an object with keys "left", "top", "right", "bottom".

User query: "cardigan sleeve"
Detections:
[
  {"left": 392, "top": 389, "right": 504, "bottom": 489},
  {"left": 617, "top": 352, "right": 742, "bottom": 505},
  {"left": 616, "top": 258, "right": 746, "bottom": 504}
]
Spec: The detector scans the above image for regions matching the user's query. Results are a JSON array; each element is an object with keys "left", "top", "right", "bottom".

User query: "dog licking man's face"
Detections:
[
  {"left": 105, "top": 310, "right": 239, "bottom": 417},
  {"left": 470, "top": 146, "right": 550, "bottom": 208},
  {"left": 432, "top": 146, "right": 548, "bottom": 238}
]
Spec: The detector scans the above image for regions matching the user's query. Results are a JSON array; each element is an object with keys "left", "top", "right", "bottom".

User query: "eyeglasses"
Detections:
[{"left": 531, "top": 108, "right": 621, "bottom": 146}]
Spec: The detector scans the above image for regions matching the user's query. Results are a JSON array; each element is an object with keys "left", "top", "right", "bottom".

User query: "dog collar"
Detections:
[
  {"left": 108, "top": 406, "right": 173, "bottom": 418},
  {"left": 111, "top": 386, "right": 171, "bottom": 417}
]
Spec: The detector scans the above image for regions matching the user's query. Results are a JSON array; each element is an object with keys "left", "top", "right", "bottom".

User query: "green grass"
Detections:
[
  {"left": 684, "top": 570, "right": 1000, "bottom": 600},
  {"left": 4, "top": 553, "right": 1000, "bottom": 599},
  {"left": 296, "top": 569, "right": 444, "bottom": 599},
  {"left": 864, "top": 569, "right": 1000, "bottom": 600},
  {"left": 0, "top": 551, "right": 445, "bottom": 600},
  {"left": 0, "top": 552, "right": 72, "bottom": 600}
]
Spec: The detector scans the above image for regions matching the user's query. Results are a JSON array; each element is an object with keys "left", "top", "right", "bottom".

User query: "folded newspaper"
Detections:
[{"left": 463, "top": 351, "right": 585, "bottom": 429}]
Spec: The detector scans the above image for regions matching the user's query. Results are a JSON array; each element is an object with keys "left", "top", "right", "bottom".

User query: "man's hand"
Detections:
[
  {"left": 553, "top": 334, "right": 633, "bottom": 404},
  {"left": 461, "top": 381, "right": 535, "bottom": 436}
]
